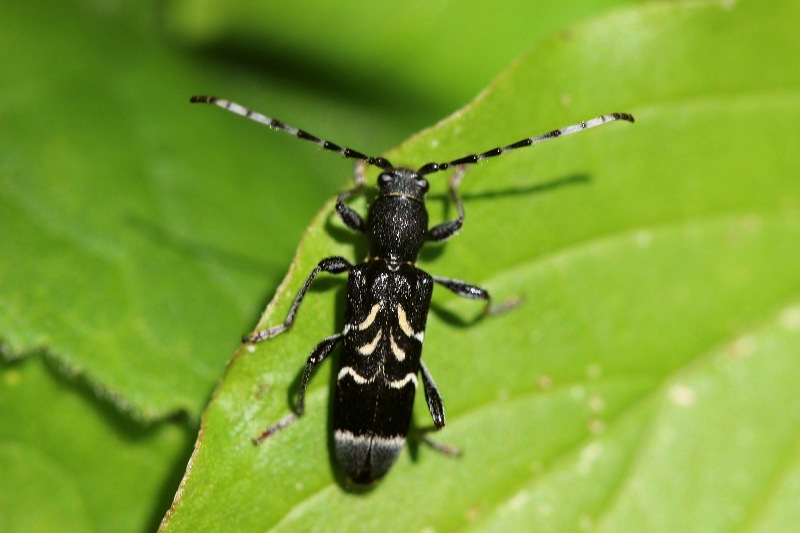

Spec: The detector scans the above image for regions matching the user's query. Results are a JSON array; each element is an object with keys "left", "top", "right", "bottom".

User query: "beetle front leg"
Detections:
[
  {"left": 334, "top": 160, "right": 369, "bottom": 232},
  {"left": 246, "top": 256, "right": 352, "bottom": 343},
  {"left": 427, "top": 165, "right": 468, "bottom": 242}
]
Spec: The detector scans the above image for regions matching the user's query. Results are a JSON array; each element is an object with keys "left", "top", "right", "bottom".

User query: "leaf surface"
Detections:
[{"left": 163, "top": 1, "right": 800, "bottom": 531}]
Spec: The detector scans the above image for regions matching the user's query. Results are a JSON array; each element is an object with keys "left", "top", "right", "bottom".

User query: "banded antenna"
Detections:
[
  {"left": 190, "top": 96, "right": 393, "bottom": 170},
  {"left": 417, "top": 112, "right": 634, "bottom": 175},
  {"left": 190, "top": 96, "right": 633, "bottom": 177}
]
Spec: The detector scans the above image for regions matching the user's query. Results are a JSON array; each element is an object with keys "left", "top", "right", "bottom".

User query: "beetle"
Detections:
[{"left": 190, "top": 95, "right": 633, "bottom": 484}]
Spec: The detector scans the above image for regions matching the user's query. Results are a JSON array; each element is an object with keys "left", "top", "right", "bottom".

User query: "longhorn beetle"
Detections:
[{"left": 191, "top": 95, "right": 633, "bottom": 485}]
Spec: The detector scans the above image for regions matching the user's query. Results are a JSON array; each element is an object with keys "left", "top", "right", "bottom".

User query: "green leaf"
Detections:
[
  {"left": 5, "top": 0, "right": 634, "bottom": 529},
  {"left": 0, "top": 1, "right": 435, "bottom": 531},
  {"left": 0, "top": 0, "right": 412, "bottom": 421},
  {"left": 162, "top": 0, "right": 644, "bottom": 114},
  {"left": 0, "top": 355, "right": 194, "bottom": 532},
  {"left": 5, "top": 0, "right": 799, "bottom": 530},
  {"left": 163, "top": 0, "right": 800, "bottom": 531}
]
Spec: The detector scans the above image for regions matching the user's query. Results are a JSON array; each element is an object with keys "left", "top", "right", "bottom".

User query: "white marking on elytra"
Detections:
[
  {"left": 396, "top": 304, "right": 424, "bottom": 342},
  {"left": 338, "top": 366, "right": 416, "bottom": 390},
  {"left": 335, "top": 429, "right": 405, "bottom": 449},
  {"left": 388, "top": 372, "right": 418, "bottom": 390},
  {"left": 359, "top": 302, "right": 382, "bottom": 331},
  {"left": 358, "top": 329, "right": 383, "bottom": 356},
  {"left": 389, "top": 332, "right": 405, "bottom": 362},
  {"left": 343, "top": 302, "right": 382, "bottom": 337},
  {"left": 337, "top": 366, "right": 372, "bottom": 384}
]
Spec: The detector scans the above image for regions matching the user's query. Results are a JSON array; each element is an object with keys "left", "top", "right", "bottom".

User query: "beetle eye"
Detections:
[
  {"left": 417, "top": 178, "right": 429, "bottom": 193},
  {"left": 378, "top": 173, "right": 393, "bottom": 185}
]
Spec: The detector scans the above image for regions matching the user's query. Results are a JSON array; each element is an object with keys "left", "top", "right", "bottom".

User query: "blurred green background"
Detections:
[{"left": 2, "top": 1, "right": 799, "bottom": 531}]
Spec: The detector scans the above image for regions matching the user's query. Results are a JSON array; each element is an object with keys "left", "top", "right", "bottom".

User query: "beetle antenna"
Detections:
[
  {"left": 417, "top": 112, "right": 634, "bottom": 175},
  {"left": 190, "top": 96, "right": 393, "bottom": 170}
]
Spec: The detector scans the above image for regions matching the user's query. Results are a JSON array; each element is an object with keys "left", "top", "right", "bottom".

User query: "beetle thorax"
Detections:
[{"left": 365, "top": 168, "right": 430, "bottom": 265}]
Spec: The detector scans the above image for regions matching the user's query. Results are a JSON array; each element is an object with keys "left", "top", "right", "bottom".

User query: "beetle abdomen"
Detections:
[{"left": 334, "top": 360, "right": 418, "bottom": 483}]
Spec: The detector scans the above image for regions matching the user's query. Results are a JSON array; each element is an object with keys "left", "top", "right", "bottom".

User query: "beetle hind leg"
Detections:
[
  {"left": 418, "top": 428, "right": 462, "bottom": 457},
  {"left": 252, "top": 333, "right": 342, "bottom": 444}
]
